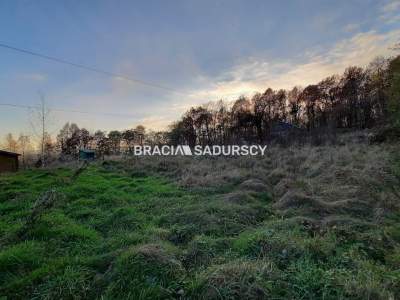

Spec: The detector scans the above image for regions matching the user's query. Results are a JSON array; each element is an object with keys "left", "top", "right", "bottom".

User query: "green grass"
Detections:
[{"left": 0, "top": 162, "right": 399, "bottom": 299}]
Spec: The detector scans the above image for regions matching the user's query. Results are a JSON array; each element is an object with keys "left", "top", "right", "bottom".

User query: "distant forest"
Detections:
[
  {"left": 56, "top": 54, "right": 400, "bottom": 156},
  {"left": 168, "top": 55, "right": 400, "bottom": 147},
  {"left": 3, "top": 54, "right": 400, "bottom": 159}
]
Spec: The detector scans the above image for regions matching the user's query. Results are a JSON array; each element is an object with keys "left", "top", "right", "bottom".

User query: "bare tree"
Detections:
[
  {"left": 122, "top": 129, "right": 136, "bottom": 152},
  {"left": 18, "top": 134, "right": 31, "bottom": 168},
  {"left": 30, "top": 93, "right": 51, "bottom": 168},
  {"left": 108, "top": 130, "right": 122, "bottom": 154}
]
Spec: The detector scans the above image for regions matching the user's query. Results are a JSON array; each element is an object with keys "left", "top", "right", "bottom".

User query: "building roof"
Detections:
[{"left": 0, "top": 150, "right": 21, "bottom": 157}]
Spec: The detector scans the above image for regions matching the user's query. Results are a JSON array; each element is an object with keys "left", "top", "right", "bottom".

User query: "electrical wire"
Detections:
[
  {"left": 0, "top": 103, "right": 141, "bottom": 118},
  {"left": 0, "top": 42, "right": 187, "bottom": 95}
]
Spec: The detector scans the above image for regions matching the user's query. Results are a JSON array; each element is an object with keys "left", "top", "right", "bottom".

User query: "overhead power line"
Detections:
[
  {"left": 0, "top": 42, "right": 187, "bottom": 95},
  {"left": 0, "top": 103, "right": 141, "bottom": 118}
]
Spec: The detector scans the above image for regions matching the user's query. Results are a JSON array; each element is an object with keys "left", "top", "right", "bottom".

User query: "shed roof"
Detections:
[{"left": 0, "top": 150, "right": 21, "bottom": 157}]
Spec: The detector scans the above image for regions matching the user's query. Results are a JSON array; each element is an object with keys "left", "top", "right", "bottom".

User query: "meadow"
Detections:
[{"left": 1, "top": 136, "right": 400, "bottom": 299}]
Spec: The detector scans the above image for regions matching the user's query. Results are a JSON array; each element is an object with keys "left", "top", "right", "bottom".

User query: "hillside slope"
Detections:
[{"left": 1, "top": 140, "right": 400, "bottom": 299}]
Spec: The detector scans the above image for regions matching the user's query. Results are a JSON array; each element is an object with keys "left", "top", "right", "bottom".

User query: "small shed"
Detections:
[
  {"left": 79, "top": 149, "right": 95, "bottom": 161},
  {"left": 0, "top": 150, "right": 20, "bottom": 173}
]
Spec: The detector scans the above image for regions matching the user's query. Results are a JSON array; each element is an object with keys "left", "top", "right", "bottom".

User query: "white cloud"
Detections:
[
  {"left": 138, "top": 115, "right": 174, "bottom": 131},
  {"left": 380, "top": 0, "right": 400, "bottom": 23},
  {"left": 17, "top": 28, "right": 399, "bottom": 134},
  {"left": 43, "top": 28, "right": 400, "bottom": 133},
  {"left": 184, "top": 28, "right": 400, "bottom": 105}
]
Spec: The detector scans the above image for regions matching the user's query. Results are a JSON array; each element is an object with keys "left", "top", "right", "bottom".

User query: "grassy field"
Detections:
[{"left": 1, "top": 141, "right": 400, "bottom": 299}]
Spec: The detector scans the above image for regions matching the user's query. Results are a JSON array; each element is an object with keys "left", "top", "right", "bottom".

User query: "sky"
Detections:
[{"left": 0, "top": 0, "right": 399, "bottom": 140}]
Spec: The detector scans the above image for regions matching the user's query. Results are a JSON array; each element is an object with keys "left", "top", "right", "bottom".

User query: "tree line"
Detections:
[
  {"left": 3, "top": 55, "right": 400, "bottom": 160},
  {"left": 169, "top": 56, "right": 398, "bottom": 146},
  {"left": 55, "top": 123, "right": 147, "bottom": 158}
]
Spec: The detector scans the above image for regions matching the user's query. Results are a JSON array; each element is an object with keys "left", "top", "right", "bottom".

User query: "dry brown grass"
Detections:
[{"left": 119, "top": 131, "right": 399, "bottom": 226}]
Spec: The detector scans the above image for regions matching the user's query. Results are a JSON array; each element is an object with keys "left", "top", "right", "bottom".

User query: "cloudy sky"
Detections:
[{"left": 0, "top": 0, "right": 399, "bottom": 138}]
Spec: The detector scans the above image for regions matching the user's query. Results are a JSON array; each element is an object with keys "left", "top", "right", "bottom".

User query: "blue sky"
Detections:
[{"left": 0, "top": 0, "right": 399, "bottom": 141}]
